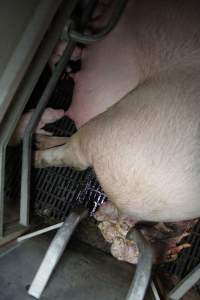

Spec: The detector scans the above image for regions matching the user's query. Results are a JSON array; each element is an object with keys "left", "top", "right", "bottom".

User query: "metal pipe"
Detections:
[
  {"left": 150, "top": 281, "right": 162, "bottom": 300},
  {"left": 0, "top": 0, "right": 78, "bottom": 236},
  {"left": 17, "top": 222, "right": 63, "bottom": 242},
  {"left": 20, "top": 0, "right": 79, "bottom": 226},
  {"left": 0, "top": 0, "right": 62, "bottom": 124},
  {"left": 20, "top": 0, "right": 101, "bottom": 227},
  {"left": 70, "top": 0, "right": 128, "bottom": 44},
  {"left": 168, "top": 262, "right": 200, "bottom": 300},
  {"left": 0, "top": 147, "right": 6, "bottom": 236},
  {"left": 126, "top": 228, "right": 154, "bottom": 300},
  {"left": 28, "top": 208, "right": 88, "bottom": 299}
]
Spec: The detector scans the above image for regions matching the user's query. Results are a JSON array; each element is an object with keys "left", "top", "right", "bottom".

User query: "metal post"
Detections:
[
  {"left": 0, "top": 0, "right": 77, "bottom": 236},
  {"left": 28, "top": 208, "right": 88, "bottom": 299},
  {"left": 0, "top": 147, "right": 6, "bottom": 236},
  {"left": 0, "top": 0, "right": 62, "bottom": 123},
  {"left": 126, "top": 228, "right": 154, "bottom": 300},
  {"left": 20, "top": 0, "right": 79, "bottom": 226}
]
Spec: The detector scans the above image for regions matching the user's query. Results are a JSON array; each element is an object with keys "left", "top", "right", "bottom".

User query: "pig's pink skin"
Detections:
[
  {"left": 36, "top": 108, "right": 65, "bottom": 129},
  {"left": 11, "top": 108, "right": 65, "bottom": 145},
  {"left": 49, "top": 44, "right": 82, "bottom": 70},
  {"left": 66, "top": 1, "right": 140, "bottom": 128},
  {"left": 34, "top": 0, "right": 200, "bottom": 224}
]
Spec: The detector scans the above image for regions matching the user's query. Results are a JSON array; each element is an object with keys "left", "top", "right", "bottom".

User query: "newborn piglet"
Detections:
[{"left": 94, "top": 201, "right": 197, "bottom": 264}]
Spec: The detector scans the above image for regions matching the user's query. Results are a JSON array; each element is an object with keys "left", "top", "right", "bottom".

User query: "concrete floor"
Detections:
[
  {"left": 1, "top": 232, "right": 199, "bottom": 300},
  {"left": 0, "top": 234, "right": 136, "bottom": 300},
  {"left": 182, "top": 289, "right": 200, "bottom": 300}
]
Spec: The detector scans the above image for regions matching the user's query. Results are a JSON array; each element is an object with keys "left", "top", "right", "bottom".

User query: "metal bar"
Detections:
[
  {"left": 150, "top": 281, "right": 161, "bottom": 300},
  {"left": 126, "top": 228, "right": 154, "bottom": 300},
  {"left": 0, "top": 0, "right": 77, "bottom": 237},
  {"left": 0, "top": 148, "right": 6, "bottom": 236},
  {"left": 168, "top": 262, "right": 200, "bottom": 300},
  {"left": 28, "top": 208, "right": 88, "bottom": 299},
  {"left": 0, "top": 0, "right": 62, "bottom": 124},
  {"left": 70, "top": 0, "right": 128, "bottom": 44},
  {"left": 17, "top": 222, "right": 63, "bottom": 242},
  {"left": 150, "top": 276, "right": 167, "bottom": 300},
  {"left": 20, "top": 0, "right": 79, "bottom": 226}
]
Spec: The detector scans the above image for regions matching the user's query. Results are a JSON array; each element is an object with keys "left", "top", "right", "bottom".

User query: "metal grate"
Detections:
[
  {"left": 33, "top": 157, "right": 107, "bottom": 221},
  {"left": 163, "top": 219, "right": 200, "bottom": 279}
]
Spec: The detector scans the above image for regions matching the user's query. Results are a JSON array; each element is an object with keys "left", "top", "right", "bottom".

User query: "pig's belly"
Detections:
[{"left": 66, "top": 1, "right": 140, "bottom": 128}]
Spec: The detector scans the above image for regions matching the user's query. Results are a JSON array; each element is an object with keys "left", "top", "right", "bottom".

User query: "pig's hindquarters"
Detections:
[{"left": 35, "top": 72, "right": 200, "bottom": 222}]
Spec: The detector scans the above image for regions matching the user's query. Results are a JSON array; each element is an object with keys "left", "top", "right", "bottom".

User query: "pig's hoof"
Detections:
[
  {"left": 34, "top": 134, "right": 68, "bottom": 150},
  {"left": 34, "top": 151, "right": 48, "bottom": 169},
  {"left": 34, "top": 134, "right": 52, "bottom": 150}
]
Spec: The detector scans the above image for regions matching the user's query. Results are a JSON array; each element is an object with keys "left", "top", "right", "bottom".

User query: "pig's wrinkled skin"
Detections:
[{"left": 35, "top": 0, "right": 200, "bottom": 222}]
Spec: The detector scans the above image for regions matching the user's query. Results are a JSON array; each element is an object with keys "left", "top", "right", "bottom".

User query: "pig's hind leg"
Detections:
[
  {"left": 35, "top": 134, "right": 69, "bottom": 150},
  {"left": 34, "top": 135, "right": 90, "bottom": 170}
]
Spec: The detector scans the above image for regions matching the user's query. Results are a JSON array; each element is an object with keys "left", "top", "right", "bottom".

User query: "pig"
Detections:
[
  {"left": 35, "top": 0, "right": 200, "bottom": 226},
  {"left": 49, "top": 43, "right": 82, "bottom": 72},
  {"left": 66, "top": 0, "right": 140, "bottom": 128},
  {"left": 10, "top": 108, "right": 65, "bottom": 145}
]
